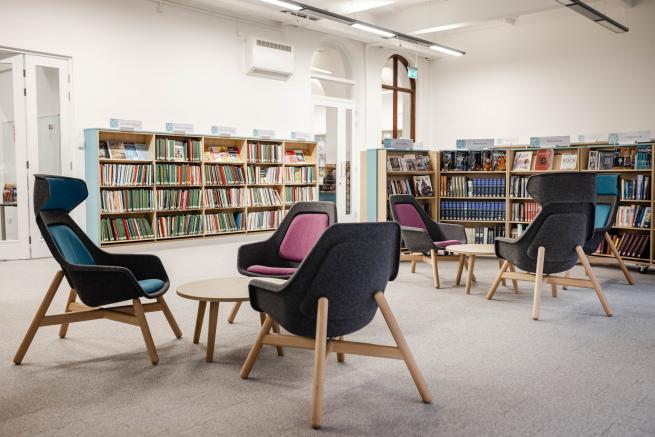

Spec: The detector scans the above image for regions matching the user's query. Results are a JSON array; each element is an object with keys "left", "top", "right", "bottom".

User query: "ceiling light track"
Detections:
[
  {"left": 259, "top": 0, "right": 466, "bottom": 56},
  {"left": 555, "top": 0, "right": 629, "bottom": 33}
]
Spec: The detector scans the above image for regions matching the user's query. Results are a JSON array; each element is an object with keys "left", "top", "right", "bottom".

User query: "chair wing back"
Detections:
[
  {"left": 278, "top": 211, "right": 330, "bottom": 262},
  {"left": 500, "top": 173, "right": 596, "bottom": 274}
]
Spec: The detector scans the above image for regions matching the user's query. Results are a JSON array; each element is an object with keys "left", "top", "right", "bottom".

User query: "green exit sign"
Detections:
[{"left": 408, "top": 67, "right": 418, "bottom": 79}]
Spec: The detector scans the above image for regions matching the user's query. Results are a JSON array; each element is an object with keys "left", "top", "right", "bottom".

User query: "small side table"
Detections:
[
  {"left": 177, "top": 277, "right": 285, "bottom": 362},
  {"left": 448, "top": 244, "right": 518, "bottom": 295}
]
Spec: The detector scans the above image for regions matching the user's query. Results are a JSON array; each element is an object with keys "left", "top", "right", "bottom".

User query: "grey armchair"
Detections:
[{"left": 486, "top": 173, "right": 613, "bottom": 320}]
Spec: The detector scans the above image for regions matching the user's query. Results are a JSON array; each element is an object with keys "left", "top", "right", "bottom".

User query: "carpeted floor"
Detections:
[{"left": 1, "top": 235, "right": 654, "bottom": 436}]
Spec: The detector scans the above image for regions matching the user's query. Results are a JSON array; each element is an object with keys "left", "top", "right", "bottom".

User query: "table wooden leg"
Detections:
[
  {"left": 206, "top": 302, "right": 219, "bottom": 362},
  {"left": 455, "top": 254, "right": 464, "bottom": 286},
  {"left": 465, "top": 255, "right": 476, "bottom": 295},
  {"left": 193, "top": 301, "right": 207, "bottom": 344},
  {"left": 227, "top": 302, "right": 241, "bottom": 324}
]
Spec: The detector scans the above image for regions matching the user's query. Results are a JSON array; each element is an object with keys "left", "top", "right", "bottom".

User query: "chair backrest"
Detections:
[
  {"left": 389, "top": 195, "right": 430, "bottom": 230},
  {"left": 594, "top": 174, "right": 620, "bottom": 230},
  {"left": 518, "top": 173, "right": 596, "bottom": 273},
  {"left": 281, "top": 222, "right": 401, "bottom": 338},
  {"left": 273, "top": 202, "right": 336, "bottom": 262}
]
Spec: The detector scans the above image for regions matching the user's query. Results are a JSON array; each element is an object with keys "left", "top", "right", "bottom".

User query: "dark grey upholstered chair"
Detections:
[
  {"left": 240, "top": 222, "right": 432, "bottom": 429},
  {"left": 14, "top": 175, "right": 181, "bottom": 365},
  {"left": 486, "top": 173, "right": 613, "bottom": 320},
  {"left": 228, "top": 201, "right": 336, "bottom": 324},
  {"left": 389, "top": 194, "right": 466, "bottom": 288}
]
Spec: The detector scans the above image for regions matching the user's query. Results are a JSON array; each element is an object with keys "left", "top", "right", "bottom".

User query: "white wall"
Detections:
[{"left": 428, "top": 2, "right": 655, "bottom": 148}]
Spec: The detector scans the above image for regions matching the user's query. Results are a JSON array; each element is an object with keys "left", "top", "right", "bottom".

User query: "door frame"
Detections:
[{"left": 312, "top": 95, "right": 358, "bottom": 222}]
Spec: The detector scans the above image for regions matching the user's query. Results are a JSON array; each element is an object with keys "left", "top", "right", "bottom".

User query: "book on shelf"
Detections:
[
  {"left": 636, "top": 145, "right": 652, "bottom": 170},
  {"left": 512, "top": 151, "right": 533, "bottom": 171},
  {"left": 464, "top": 225, "right": 505, "bottom": 245},
  {"left": 509, "top": 176, "right": 531, "bottom": 198},
  {"left": 440, "top": 200, "right": 506, "bottom": 221},
  {"left": 101, "top": 217, "right": 154, "bottom": 242},
  {"left": 492, "top": 151, "right": 506, "bottom": 171},
  {"left": 124, "top": 143, "right": 138, "bottom": 160},
  {"left": 621, "top": 176, "right": 651, "bottom": 200},
  {"left": 204, "top": 188, "right": 245, "bottom": 209},
  {"left": 416, "top": 154, "right": 432, "bottom": 171},
  {"left": 455, "top": 151, "right": 469, "bottom": 171},
  {"left": 284, "top": 166, "right": 315, "bottom": 184},
  {"left": 387, "top": 178, "right": 414, "bottom": 196},
  {"left": 101, "top": 189, "right": 153, "bottom": 213},
  {"left": 616, "top": 205, "right": 651, "bottom": 228},
  {"left": 248, "top": 142, "right": 282, "bottom": 163},
  {"left": 99, "top": 141, "right": 110, "bottom": 159},
  {"left": 155, "top": 164, "right": 202, "bottom": 185},
  {"left": 588, "top": 151, "right": 599, "bottom": 170},
  {"left": 534, "top": 149, "right": 554, "bottom": 171},
  {"left": 511, "top": 223, "right": 528, "bottom": 239},
  {"left": 156, "top": 138, "right": 202, "bottom": 162},
  {"left": 205, "top": 212, "right": 244, "bottom": 233},
  {"left": 441, "top": 152, "right": 454, "bottom": 171},
  {"left": 469, "top": 151, "right": 483, "bottom": 171},
  {"left": 157, "top": 213, "right": 203, "bottom": 238},
  {"left": 246, "top": 187, "right": 282, "bottom": 207},
  {"left": 100, "top": 163, "right": 153, "bottom": 187},
  {"left": 387, "top": 153, "right": 426, "bottom": 172},
  {"left": 413, "top": 175, "right": 433, "bottom": 197},
  {"left": 284, "top": 149, "right": 305, "bottom": 163},
  {"left": 595, "top": 233, "right": 650, "bottom": 259},
  {"left": 285, "top": 186, "right": 317, "bottom": 203},
  {"left": 559, "top": 153, "right": 577, "bottom": 170},
  {"left": 247, "top": 209, "right": 283, "bottom": 230},
  {"left": 511, "top": 201, "right": 541, "bottom": 222},
  {"left": 441, "top": 176, "right": 505, "bottom": 198},
  {"left": 207, "top": 146, "right": 241, "bottom": 163},
  {"left": 247, "top": 166, "right": 282, "bottom": 185},
  {"left": 156, "top": 189, "right": 202, "bottom": 211},
  {"left": 205, "top": 165, "right": 245, "bottom": 185},
  {"left": 599, "top": 151, "right": 614, "bottom": 170},
  {"left": 108, "top": 140, "right": 126, "bottom": 159}
]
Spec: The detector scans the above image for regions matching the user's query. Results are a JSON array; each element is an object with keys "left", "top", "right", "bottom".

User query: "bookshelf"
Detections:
[{"left": 85, "top": 129, "right": 318, "bottom": 246}]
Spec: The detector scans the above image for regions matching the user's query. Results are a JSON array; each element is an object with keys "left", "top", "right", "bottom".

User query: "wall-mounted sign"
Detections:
[
  {"left": 110, "top": 118, "right": 142, "bottom": 131},
  {"left": 494, "top": 137, "right": 520, "bottom": 146},
  {"left": 165, "top": 122, "right": 194, "bottom": 134},
  {"left": 456, "top": 138, "right": 494, "bottom": 150},
  {"left": 530, "top": 135, "right": 570, "bottom": 148},
  {"left": 383, "top": 138, "right": 413, "bottom": 150},
  {"left": 253, "top": 129, "right": 275, "bottom": 139},
  {"left": 407, "top": 66, "right": 418, "bottom": 80},
  {"left": 291, "top": 131, "right": 314, "bottom": 141},
  {"left": 211, "top": 126, "right": 237, "bottom": 136},
  {"left": 577, "top": 134, "right": 606, "bottom": 143},
  {"left": 608, "top": 130, "right": 651, "bottom": 145}
]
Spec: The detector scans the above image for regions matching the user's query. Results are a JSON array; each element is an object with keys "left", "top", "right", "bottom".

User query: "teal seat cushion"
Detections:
[
  {"left": 138, "top": 279, "right": 165, "bottom": 294},
  {"left": 595, "top": 204, "right": 612, "bottom": 229},
  {"left": 596, "top": 174, "right": 619, "bottom": 196},
  {"left": 48, "top": 225, "right": 95, "bottom": 265}
]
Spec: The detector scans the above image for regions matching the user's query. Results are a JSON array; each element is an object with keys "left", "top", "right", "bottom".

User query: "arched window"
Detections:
[
  {"left": 310, "top": 46, "right": 353, "bottom": 99},
  {"left": 381, "top": 54, "right": 415, "bottom": 142}
]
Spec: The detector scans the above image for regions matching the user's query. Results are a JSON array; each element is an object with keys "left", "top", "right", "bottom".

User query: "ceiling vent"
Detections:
[{"left": 245, "top": 38, "right": 294, "bottom": 80}]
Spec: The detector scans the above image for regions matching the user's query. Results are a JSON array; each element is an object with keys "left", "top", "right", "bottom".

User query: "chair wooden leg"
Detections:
[
  {"left": 374, "top": 292, "right": 432, "bottom": 403},
  {"left": 562, "top": 269, "right": 570, "bottom": 290},
  {"left": 551, "top": 283, "right": 558, "bottom": 298},
  {"left": 532, "top": 246, "right": 546, "bottom": 321},
  {"left": 604, "top": 232, "right": 634, "bottom": 285},
  {"left": 133, "top": 298, "right": 159, "bottom": 365},
  {"left": 509, "top": 263, "right": 519, "bottom": 293},
  {"left": 486, "top": 260, "right": 509, "bottom": 300},
  {"left": 455, "top": 254, "right": 464, "bottom": 286},
  {"left": 157, "top": 296, "right": 182, "bottom": 339},
  {"left": 14, "top": 271, "right": 64, "bottom": 364},
  {"left": 498, "top": 259, "right": 507, "bottom": 287},
  {"left": 271, "top": 321, "right": 285, "bottom": 357},
  {"left": 240, "top": 315, "right": 274, "bottom": 379},
  {"left": 193, "top": 301, "right": 207, "bottom": 344},
  {"left": 311, "top": 297, "right": 329, "bottom": 429},
  {"left": 227, "top": 302, "right": 242, "bottom": 324},
  {"left": 430, "top": 249, "right": 440, "bottom": 289},
  {"left": 410, "top": 260, "right": 417, "bottom": 273},
  {"left": 58, "top": 288, "right": 77, "bottom": 339},
  {"left": 336, "top": 336, "right": 345, "bottom": 363},
  {"left": 576, "top": 246, "right": 613, "bottom": 317},
  {"left": 206, "top": 302, "right": 219, "bottom": 363}
]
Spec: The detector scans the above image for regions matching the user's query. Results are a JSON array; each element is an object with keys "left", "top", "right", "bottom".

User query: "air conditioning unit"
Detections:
[{"left": 245, "top": 38, "right": 294, "bottom": 81}]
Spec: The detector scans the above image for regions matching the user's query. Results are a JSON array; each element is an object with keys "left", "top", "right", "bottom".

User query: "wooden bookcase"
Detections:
[{"left": 85, "top": 129, "right": 318, "bottom": 246}]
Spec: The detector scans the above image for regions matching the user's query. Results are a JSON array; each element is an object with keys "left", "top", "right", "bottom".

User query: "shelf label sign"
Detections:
[
  {"left": 577, "top": 133, "right": 606, "bottom": 143},
  {"left": 110, "top": 118, "right": 142, "bottom": 131},
  {"left": 165, "top": 122, "right": 194, "bottom": 134},
  {"left": 530, "top": 135, "right": 570, "bottom": 148},
  {"left": 291, "top": 131, "right": 314, "bottom": 141},
  {"left": 211, "top": 126, "right": 237, "bottom": 136},
  {"left": 456, "top": 138, "right": 494, "bottom": 150},
  {"left": 609, "top": 131, "right": 651, "bottom": 145},
  {"left": 407, "top": 66, "right": 418, "bottom": 80},
  {"left": 494, "top": 137, "right": 520, "bottom": 146},
  {"left": 253, "top": 129, "right": 275, "bottom": 139}
]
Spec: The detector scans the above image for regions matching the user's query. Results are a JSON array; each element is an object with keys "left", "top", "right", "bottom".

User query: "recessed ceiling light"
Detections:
[
  {"left": 351, "top": 23, "right": 396, "bottom": 38},
  {"left": 429, "top": 45, "right": 465, "bottom": 57},
  {"left": 259, "top": 0, "right": 302, "bottom": 11},
  {"left": 311, "top": 67, "right": 333, "bottom": 75},
  {"left": 413, "top": 23, "right": 472, "bottom": 35}
]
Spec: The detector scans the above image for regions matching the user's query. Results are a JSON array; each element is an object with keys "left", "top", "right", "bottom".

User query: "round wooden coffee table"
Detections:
[
  {"left": 447, "top": 244, "right": 513, "bottom": 295},
  {"left": 177, "top": 277, "right": 285, "bottom": 362}
]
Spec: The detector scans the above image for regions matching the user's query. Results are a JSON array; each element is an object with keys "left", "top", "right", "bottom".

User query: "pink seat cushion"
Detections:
[
  {"left": 393, "top": 203, "right": 427, "bottom": 230},
  {"left": 246, "top": 265, "right": 297, "bottom": 277},
  {"left": 434, "top": 240, "right": 462, "bottom": 248},
  {"left": 278, "top": 213, "right": 329, "bottom": 262}
]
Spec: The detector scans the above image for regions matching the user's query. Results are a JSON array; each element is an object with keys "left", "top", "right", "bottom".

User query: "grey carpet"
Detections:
[{"left": 0, "top": 235, "right": 654, "bottom": 436}]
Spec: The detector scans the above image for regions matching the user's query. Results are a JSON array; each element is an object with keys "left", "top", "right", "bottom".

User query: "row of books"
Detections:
[
  {"left": 247, "top": 142, "right": 283, "bottom": 163},
  {"left": 247, "top": 210, "right": 283, "bottom": 230},
  {"left": 387, "top": 176, "right": 434, "bottom": 197},
  {"left": 588, "top": 145, "right": 651, "bottom": 170},
  {"left": 284, "top": 186, "right": 317, "bottom": 204},
  {"left": 100, "top": 217, "right": 154, "bottom": 242},
  {"left": 440, "top": 201, "right": 506, "bottom": 221},
  {"left": 509, "top": 176, "right": 531, "bottom": 198},
  {"left": 440, "top": 176, "right": 505, "bottom": 197},
  {"left": 101, "top": 189, "right": 153, "bottom": 213},
  {"left": 615, "top": 205, "right": 651, "bottom": 228},
  {"left": 155, "top": 138, "right": 202, "bottom": 162},
  {"left": 621, "top": 176, "right": 650, "bottom": 200},
  {"left": 204, "top": 188, "right": 245, "bottom": 209},
  {"left": 513, "top": 150, "right": 578, "bottom": 172},
  {"left": 205, "top": 146, "right": 240, "bottom": 163},
  {"left": 155, "top": 164, "right": 202, "bottom": 186},
  {"left": 100, "top": 164, "right": 153, "bottom": 187},
  {"left": 247, "top": 166, "right": 281, "bottom": 185},
  {"left": 247, "top": 187, "right": 282, "bottom": 207},
  {"left": 510, "top": 201, "right": 541, "bottom": 222},
  {"left": 387, "top": 153, "right": 432, "bottom": 172},
  {"left": 594, "top": 232, "right": 650, "bottom": 259},
  {"left": 463, "top": 225, "right": 505, "bottom": 245},
  {"left": 156, "top": 189, "right": 202, "bottom": 211},
  {"left": 284, "top": 149, "right": 306, "bottom": 163},
  {"left": 157, "top": 214, "right": 203, "bottom": 238},
  {"left": 441, "top": 150, "right": 507, "bottom": 172},
  {"left": 99, "top": 141, "right": 149, "bottom": 160},
  {"left": 205, "top": 212, "right": 244, "bottom": 233},
  {"left": 205, "top": 165, "right": 245, "bottom": 185},
  {"left": 285, "top": 166, "right": 316, "bottom": 184},
  {"left": 510, "top": 224, "right": 528, "bottom": 239}
]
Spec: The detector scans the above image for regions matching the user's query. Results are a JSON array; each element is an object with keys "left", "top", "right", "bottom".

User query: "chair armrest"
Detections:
[
  {"left": 248, "top": 278, "right": 288, "bottom": 313},
  {"left": 400, "top": 226, "right": 434, "bottom": 253},
  {"left": 64, "top": 265, "right": 149, "bottom": 307},
  {"left": 95, "top": 252, "right": 168, "bottom": 282},
  {"left": 237, "top": 240, "right": 279, "bottom": 273},
  {"left": 434, "top": 222, "right": 467, "bottom": 243}
]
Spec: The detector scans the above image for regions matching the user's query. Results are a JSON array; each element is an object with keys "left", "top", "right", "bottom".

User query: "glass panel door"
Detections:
[{"left": 0, "top": 54, "right": 30, "bottom": 260}]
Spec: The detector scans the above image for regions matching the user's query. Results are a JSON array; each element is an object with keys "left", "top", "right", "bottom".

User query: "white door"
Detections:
[
  {"left": 313, "top": 98, "right": 357, "bottom": 222},
  {"left": 0, "top": 54, "right": 30, "bottom": 260},
  {"left": 24, "top": 55, "right": 71, "bottom": 258}
]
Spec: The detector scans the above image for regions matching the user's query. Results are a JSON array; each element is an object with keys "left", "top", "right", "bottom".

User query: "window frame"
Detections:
[{"left": 382, "top": 54, "right": 416, "bottom": 141}]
